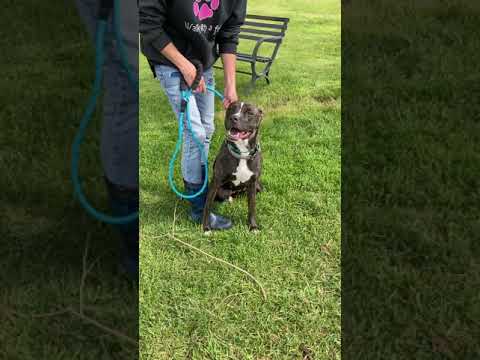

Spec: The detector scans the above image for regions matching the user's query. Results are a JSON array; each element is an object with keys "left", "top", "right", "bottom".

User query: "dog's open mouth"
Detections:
[{"left": 228, "top": 128, "right": 254, "bottom": 140}]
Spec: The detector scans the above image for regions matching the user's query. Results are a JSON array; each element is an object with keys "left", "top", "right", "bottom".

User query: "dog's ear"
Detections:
[
  {"left": 225, "top": 101, "right": 237, "bottom": 117},
  {"left": 228, "top": 101, "right": 240, "bottom": 110},
  {"left": 226, "top": 101, "right": 240, "bottom": 116}
]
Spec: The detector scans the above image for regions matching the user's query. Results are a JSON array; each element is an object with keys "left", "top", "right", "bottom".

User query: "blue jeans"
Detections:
[
  {"left": 155, "top": 65, "right": 215, "bottom": 185},
  {"left": 74, "top": 0, "right": 139, "bottom": 188}
]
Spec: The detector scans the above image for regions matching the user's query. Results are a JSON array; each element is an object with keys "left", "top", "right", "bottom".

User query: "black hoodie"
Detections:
[{"left": 139, "top": 0, "right": 247, "bottom": 73}]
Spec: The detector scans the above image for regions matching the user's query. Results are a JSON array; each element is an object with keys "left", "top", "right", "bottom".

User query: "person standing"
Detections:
[
  {"left": 140, "top": 0, "right": 247, "bottom": 230},
  {"left": 74, "top": 0, "right": 139, "bottom": 278}
]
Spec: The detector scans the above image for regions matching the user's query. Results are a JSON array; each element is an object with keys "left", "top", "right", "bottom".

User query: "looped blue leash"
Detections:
[
  {"left": 168, "top": 61, "right": 224, "bottom": 199},
  {"left": 71, "top": 0, "right": 139, "bottom": 225}
]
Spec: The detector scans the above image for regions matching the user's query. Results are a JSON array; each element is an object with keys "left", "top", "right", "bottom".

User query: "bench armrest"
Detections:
[{"left": 252, "top": 36, "right": 283, "bottom": 62}]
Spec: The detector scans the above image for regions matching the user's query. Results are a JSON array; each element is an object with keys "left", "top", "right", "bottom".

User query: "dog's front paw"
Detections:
[
  {"left": 203, "top": 221, "right": 211, "bottom": 233},
  {"left": 249, "top": 224, "right": 260, "bottom": 233}
]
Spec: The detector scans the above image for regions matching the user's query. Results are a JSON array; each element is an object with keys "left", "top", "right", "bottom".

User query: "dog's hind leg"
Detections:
[
  {"left": 255, "top": 179, "right": 263, "bottom": 193},
  {"left": 256, "top": 153, "right": 263, "bottom": 193},
  {"left": 247, "top": 179, "right": 259, "bottom": 231}
]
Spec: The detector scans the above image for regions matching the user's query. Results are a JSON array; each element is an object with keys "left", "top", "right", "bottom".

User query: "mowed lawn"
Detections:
[
  {"left": 342, "top": 1, "right": 480, "bottom": 358},
  {"left": 139, "top": 0, "right": 341, "bottom": 359}
]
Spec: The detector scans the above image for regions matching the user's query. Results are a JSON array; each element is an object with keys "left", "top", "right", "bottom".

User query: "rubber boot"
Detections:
[
  {"left": 105, "top": 177, "right": 139, "bottom": 282},
  {"left": 183, "top": 166, "right": 232, "bottom": 230}
]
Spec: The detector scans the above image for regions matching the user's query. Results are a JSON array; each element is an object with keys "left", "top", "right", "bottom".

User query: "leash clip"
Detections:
[{"left": 180, "top": 90, "right": 192, "bottom": 113}]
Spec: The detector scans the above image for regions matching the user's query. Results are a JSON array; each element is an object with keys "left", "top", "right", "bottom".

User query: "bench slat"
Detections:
[
  {"left": 240, "top": 27, "right": 284, "bottom": 37},
  {"left": 237, "top": 53, "right": 272, "bottom": 63},
  {"left": 243, "top": 21, "right": 286, "bottom": 30},
  {"left": 246, "top": 14, "right": 290, "bottom": 23},
  {"left": 238, "top": 34, "right": 282, "bottom": 43}
]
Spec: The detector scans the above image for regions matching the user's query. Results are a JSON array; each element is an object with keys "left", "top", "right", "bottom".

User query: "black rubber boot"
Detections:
[
  {"left": 183, "top": 167, "right": 232, "bottom": 230},
  {"left": 105, "top": 177, "right": 139, "bottom": 282}
]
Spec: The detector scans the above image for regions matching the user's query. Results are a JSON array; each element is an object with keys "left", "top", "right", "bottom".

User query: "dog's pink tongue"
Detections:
[
  {"left": 230, "top": 129, "right": 250, "bottom": 140},
  {"left": 239, "top": 131, "right": 249, "bottom": 139}
]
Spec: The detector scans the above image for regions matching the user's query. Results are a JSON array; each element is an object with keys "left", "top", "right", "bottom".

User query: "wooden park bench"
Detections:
[{"left": 216, "top": 14, "right": 290, "bottom": 89}]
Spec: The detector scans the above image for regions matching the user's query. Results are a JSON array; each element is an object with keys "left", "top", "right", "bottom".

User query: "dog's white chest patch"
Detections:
[
  {"left": 232, "top": 139, "right": 254, "bottom": 186},
  {"left": 233, "top": 160, "right": 253, "bottom": 186}
]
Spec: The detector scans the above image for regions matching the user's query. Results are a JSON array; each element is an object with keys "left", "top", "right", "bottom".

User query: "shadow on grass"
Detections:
[{"left": 1, "top": 1, "right": 138, "bottom": 358}]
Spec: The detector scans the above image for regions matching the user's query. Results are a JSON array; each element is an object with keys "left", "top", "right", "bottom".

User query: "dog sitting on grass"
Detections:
[{"left": 203, "top": 101, "right": 264, "bottom": 232}]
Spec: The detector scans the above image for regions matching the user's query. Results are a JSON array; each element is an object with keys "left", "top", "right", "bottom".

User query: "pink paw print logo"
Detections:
[{"left": 193, "top": 0, "right": 220, "bottom": 21}]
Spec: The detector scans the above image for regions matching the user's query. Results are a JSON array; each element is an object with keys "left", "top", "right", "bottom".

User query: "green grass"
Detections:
[
  {"left": 342, "top": 0, "right": 480, "bottom": 358},
  {"left": 1, "top": 1, "right": 137, "bottom": 359},
  {"left": 140, "top": 0, "right": 341, "bottom": 359}
]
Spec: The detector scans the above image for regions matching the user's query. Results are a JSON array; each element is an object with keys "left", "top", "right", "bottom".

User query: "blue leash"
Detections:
[
  {"left": 168, "top": 85, "right": 224, "bottom": 199},
  {"left": 71, "top": 0, "right": 139, "bottom": 225}
]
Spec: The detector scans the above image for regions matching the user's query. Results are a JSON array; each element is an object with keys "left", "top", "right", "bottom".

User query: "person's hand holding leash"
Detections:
[
  {"left": 179, "top": 60, "right": 206, "bottom": 93},
  {"left": 179, "top": 60, "right": 198, "bottom": 88},
  {"left": 195, "top": 77, "right": 207, "bottom": 93}
]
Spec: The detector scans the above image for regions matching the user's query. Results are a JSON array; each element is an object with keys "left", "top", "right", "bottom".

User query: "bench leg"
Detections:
[
  {"left": 245, "top": 61, "right": 260, "bottom": 93},
  {"left": 264, "top": 63, "right": 274, "bottom": 85},
  {"left": 265, "top": 73, "right": 271, "bottom": 85},
  {"left": 246, "top": 74, "right": 258, "bottom": 94},
  {"left": 251, "top": 73, "right": 259, "bottom": 86}
]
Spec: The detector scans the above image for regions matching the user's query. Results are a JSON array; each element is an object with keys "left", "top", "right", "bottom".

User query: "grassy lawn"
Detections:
[
  {"left": 1, "top": 1, "right": 137, "bottom": 359},
  {"left": 139, "top": 0, "right": 341, "bottom": 359},
  {"left": 343, "top": 1, "right": 480, "bottom": 358}
]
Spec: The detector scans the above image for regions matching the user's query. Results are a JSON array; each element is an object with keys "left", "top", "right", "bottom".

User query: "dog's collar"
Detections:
[{"left": 226, "top": 141, "right": 261, "bottom": 160}]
